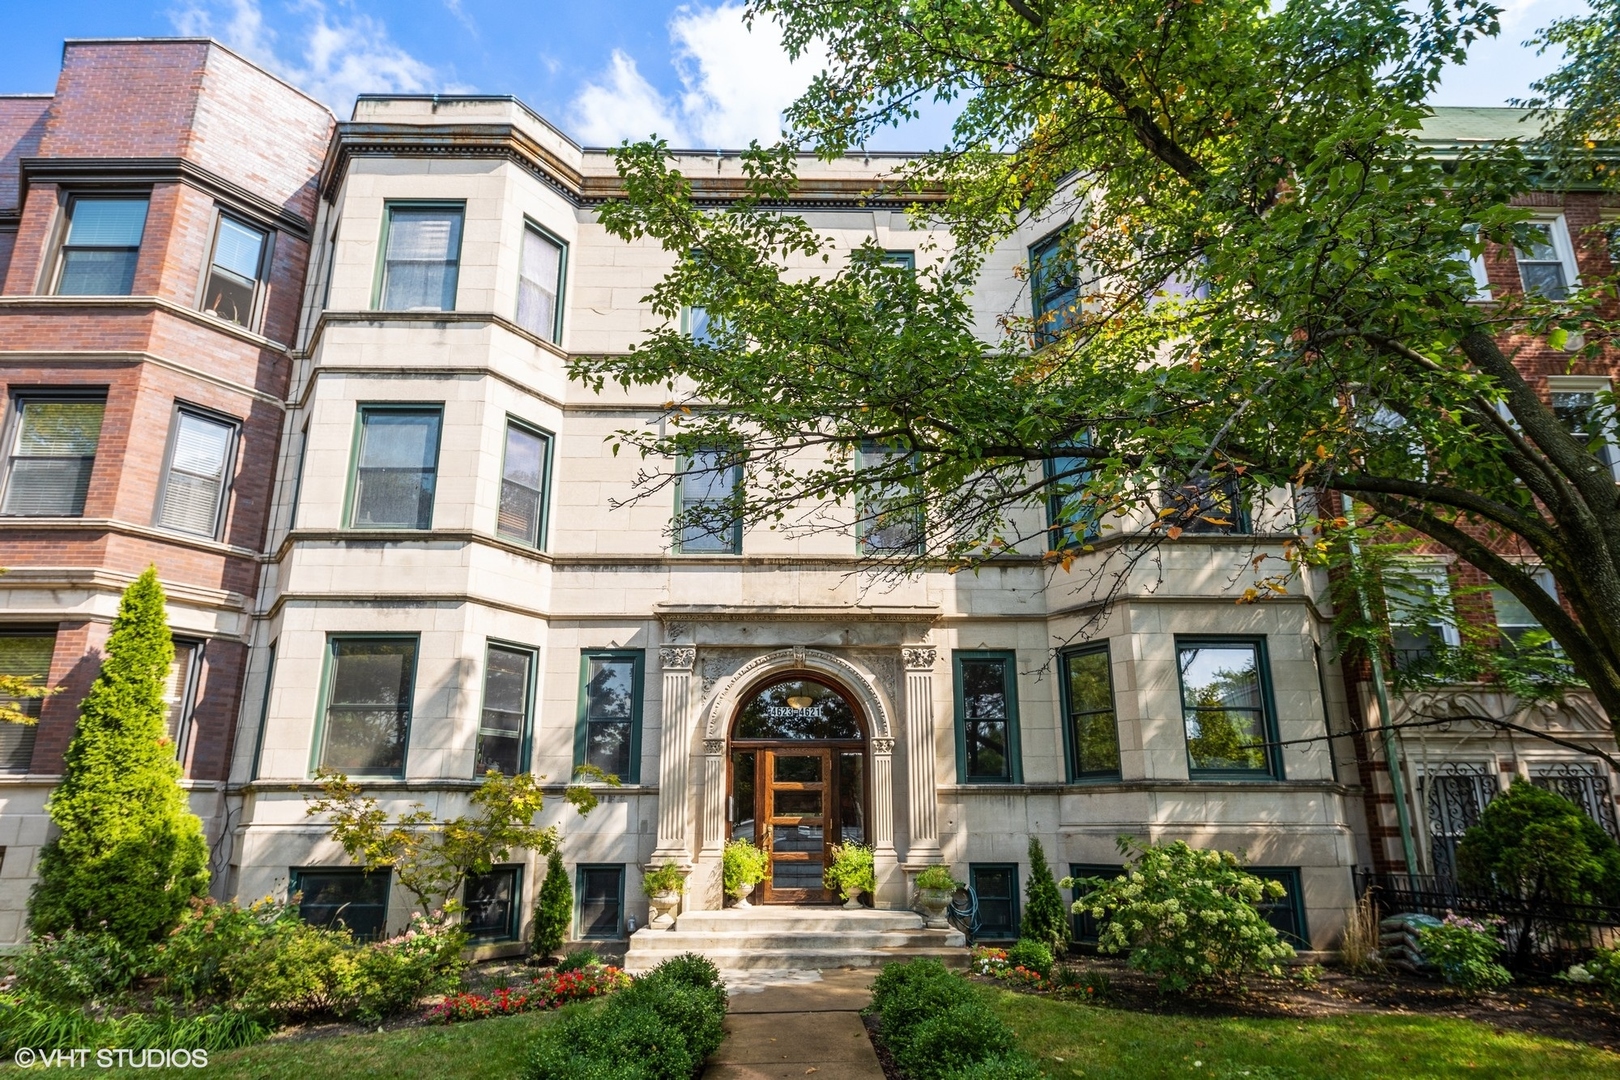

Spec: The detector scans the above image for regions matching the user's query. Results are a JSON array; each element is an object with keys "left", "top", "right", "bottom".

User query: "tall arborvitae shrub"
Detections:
[
  {"left": 29, "top": 567, "right": 209, "bottom": 946},
  {"left": 1021, "top": 837, "right": 1071, "bottom": 952},
  {"left": 532, "top": 849, "right": 572, "bottom": 959}
]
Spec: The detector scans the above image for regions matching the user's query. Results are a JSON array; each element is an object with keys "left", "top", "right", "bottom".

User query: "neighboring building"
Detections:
[{"left": 0, "top": 39, "right": 333, "bottom": 945}]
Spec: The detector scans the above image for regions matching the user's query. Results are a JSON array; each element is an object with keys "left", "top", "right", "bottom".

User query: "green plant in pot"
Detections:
[
  {"left": 723, "top": 839, "right": 768, "bottom": 907},
  {"left": 825, "top": 843, "right": 875, "bottom": 909},
  {"left": 913, "top": 864, "right": 959, "bottom": 929},
  {"left": 642, "top": 862, "right": 686, "bottom": 929}
]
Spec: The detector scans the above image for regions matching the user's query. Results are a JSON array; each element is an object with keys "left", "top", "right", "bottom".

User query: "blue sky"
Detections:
[{"left": 0, "top": 1, "right": 1594, "bottom": 149}]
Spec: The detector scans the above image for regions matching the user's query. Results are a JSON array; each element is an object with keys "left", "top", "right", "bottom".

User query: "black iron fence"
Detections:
[{"left": 1359, "top": 869, "right": 1620, "bottom": 970}]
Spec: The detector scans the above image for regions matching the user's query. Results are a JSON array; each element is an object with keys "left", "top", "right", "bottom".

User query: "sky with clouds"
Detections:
[{"left": 1, "top": 0, "right": 1595, "bottom": 149}]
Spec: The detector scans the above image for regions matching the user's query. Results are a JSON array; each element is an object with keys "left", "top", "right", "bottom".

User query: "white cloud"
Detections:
[
  {"left": 170, "top": 0, "right": 466, "bottom": 115},
  {"left": 569, "top": 3, "right": 825, "bottom": 147}
]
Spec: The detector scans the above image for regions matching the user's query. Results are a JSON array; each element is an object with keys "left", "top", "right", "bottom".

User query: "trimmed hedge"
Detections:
[
  {"left": 868, "top": 958, "right": 1039, "bottom": 1080},
  {"left": 522, "top": 953, "right": 727, "bottom": 1080}
]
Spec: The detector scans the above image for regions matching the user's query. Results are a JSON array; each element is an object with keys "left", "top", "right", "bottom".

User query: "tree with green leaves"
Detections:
[
  {"left": 28, "top": 567, "right": 209, "bottom": 946},
  {"left": 1457, "top": 779, "right": 1620, "bottom": 968},
  {"left": 580, "top": 0, "right": 1620, "bottom": 748},
  {"left": 1020, "top": 837, "right": 1070, "bottom": 952},
  {"left": 532, "top": 848, "right": 572, "bottom": 960}
]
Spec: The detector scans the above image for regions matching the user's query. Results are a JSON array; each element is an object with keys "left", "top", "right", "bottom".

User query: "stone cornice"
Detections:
[{"left": 0, "top": 295, "right": 291, "bottom": 353}]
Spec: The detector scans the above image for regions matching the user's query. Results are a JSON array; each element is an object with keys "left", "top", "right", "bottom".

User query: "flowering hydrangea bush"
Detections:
[
  {"left": 1417, "top": 914, "right": 1511, "bottom": 991},
  {"left": 426, "top": 962, "right": 631, "bottom": 1023},
  {"left": 1558, "top": 944, "right": 1620, "bottom": 997}
]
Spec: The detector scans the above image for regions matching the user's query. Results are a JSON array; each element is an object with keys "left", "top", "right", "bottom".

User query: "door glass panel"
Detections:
[
  {"left": 730, "top": 751, "right": 755, "bottom": 842},
  {"left": 772, "top": 860, "right": 825, "bottom": 890},
  {"left": 736, "top": 678, "right": 860, "bottom": 739},
  {"left": 772, "top": 824, "right": 824, "bottom": 850},
  {"left": 774, "top": 790, "right": 822, "bottom": 816},
  {"left": 774, "top": 755, "right": 822, "bottom": 783},
  {"left": 840, "top": 753, "right": 865, "bottom": 843}
]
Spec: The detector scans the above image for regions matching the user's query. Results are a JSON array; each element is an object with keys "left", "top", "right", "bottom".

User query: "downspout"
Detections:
[{"left": 1344, "top": 497, "right": 1421, "bottom": 877}]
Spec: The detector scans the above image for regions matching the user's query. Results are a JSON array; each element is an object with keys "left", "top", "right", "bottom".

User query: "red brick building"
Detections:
[{"left": 0, "top": 39, "right": 331, "bottom": 943}]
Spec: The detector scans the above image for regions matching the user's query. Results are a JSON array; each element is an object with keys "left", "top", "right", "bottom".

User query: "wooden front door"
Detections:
[{"left": 761, "top": 748, "right": 833, "bottom": 903}]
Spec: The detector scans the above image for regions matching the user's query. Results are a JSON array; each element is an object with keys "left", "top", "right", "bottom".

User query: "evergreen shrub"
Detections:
[
  {"left": 531, "top": 849, "right": 572, "bottom": 959},
  {"left": 1020, "top": 838, "right": 1070, "bottom": 952}
]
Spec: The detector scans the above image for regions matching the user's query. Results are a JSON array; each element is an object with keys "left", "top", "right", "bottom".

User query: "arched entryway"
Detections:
[{"left": 727, "top": 675, "right": 868, "bottom": 903}]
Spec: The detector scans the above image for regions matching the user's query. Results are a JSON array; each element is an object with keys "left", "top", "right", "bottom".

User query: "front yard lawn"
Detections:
[{"left": 988, "top": 986, "right": 1620, "bottom": 1079}]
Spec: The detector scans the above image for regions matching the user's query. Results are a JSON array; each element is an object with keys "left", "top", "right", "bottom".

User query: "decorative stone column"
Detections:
[
  {"left": 901, "top": 645, "right": 943, "bottom": 862},
  {"left": 651, "top": 645, "right": 696, "bottom": 864}
]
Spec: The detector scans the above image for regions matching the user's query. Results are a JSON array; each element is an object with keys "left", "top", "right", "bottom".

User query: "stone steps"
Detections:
[{"left": 622, "top": 905, "right": 968, "bottom": 974}]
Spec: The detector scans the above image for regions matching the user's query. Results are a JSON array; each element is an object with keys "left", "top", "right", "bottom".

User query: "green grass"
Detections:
[
  {"left": 98, "top": 1010, "right": 558, "bottom": 1079},
  {"left": 989, "top": 987, "right": 1620, "bottom": 1080}
]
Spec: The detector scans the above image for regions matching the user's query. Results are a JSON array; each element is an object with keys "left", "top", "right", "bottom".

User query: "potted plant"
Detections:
[
  {"left": 723, "top": 838, "right": 768, "bottom": 907},
  {"left": 825, "top": 843, "right": 876, "bottom": 909},
  {"left": 643, "top": 861, "right": 686, "bottom": 928},
  {"left": 913, "top": 864, "right": 959, "bottom": 929}
]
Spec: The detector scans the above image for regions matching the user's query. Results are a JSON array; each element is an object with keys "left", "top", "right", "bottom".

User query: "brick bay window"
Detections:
[
  {"left": 377, "top": 203, "right": 463, "bottom": 311},
  {"left": 575, "top": 651, "right": 643, "bottom": 783},
  {"left": 1176, "top": 638, "right": 1282, "bottom": 779},
  {"left": 1, "top": 396, "right": 105, "bottom": 517},
  {"left": 54, "top": 196, "right": 147, "bottom": 295},
  {"left": 200, "top": 215, "right": 271, "bottom": 328},
  {"left": 315, "top": 636, "right": 418, "bottom": 777},
  {"left": 348, "top": 406, "right": 442, "bottom": 530},
  {"left": 155, "top": 407, "right": 238, "bottom": 539}
]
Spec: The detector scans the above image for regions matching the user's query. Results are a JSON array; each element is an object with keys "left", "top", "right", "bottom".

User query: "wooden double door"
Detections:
[{"left": 729, "top": 744, "right": 867, "bottom": 904}]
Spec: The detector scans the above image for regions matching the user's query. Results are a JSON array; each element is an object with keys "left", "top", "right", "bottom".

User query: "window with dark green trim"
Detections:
[
  {"left": 316, "top": 636, "right": 418, "bottom": 777},
  {"left": 856, "top": 439, "right": 923, "bottom": 556},
  {"left": 578, "top": 864, "right": 625, "bottom": 939},
  {"left": 1029, "top": 228, "right": 1079, "bottom": 343},
  {"left": 1161, "top": 471, "right": 1249, "bottom": 534},
  {"left": 349, "top": 406, "right": 442, "bottom": 530},
  {"left": 377, "top": 203, "right": 463, "bottom": 311},
  {"left": 1176, "top": 637, "right": 1281, "bottom": 778},
  {"left": 1068, "top": 863, "right": 1123, "bottom": 945},
  {"left": 292, "top": 867, "right": 390, "bottom": 940},
  {"left": 496, "top": 420, "right": 551, "bottom": 548},
  {"left": 1061, "top": 645, "right": 1119, "bottom": 780},
  {"left": 1045, "top": 445, "right": 1097, "bottom": 548},
  {"left": 675, "top": 448, "right": 742, "bottom": 554},
  {"left": 1248, "top": 866, "right": 1309, "bottom": 948},
  {"left": 882, "top": 251, "right": 915, "bottom": 270},
  {"left": 0, "top": 631, "right": 53, "bottom": 772},
  {"left": 516, "top": 222, "right": 566, "bottom": 342},
  {"left": 576, "top": 651, "right": 643, "bottom": 783},
  {"left": 464, "top": 865, "right": 522, "bottom": 941},
  {"left": 477, "top": 642, "right": 533, "bottom": 777},
  {"left": 953, "top": 651, "right": 1021, "bottom": 783},
  {"left": 970, "top": 864, "right": 1019, "bottom": 939},
  {"left": 248, "top": 643, "right": 275, "bottom": 781}
]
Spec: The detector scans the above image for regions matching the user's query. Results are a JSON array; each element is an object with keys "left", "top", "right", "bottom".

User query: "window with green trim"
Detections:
[
  {"left": 248, "top": 644, "right": 275, "bottom": 782},
  {"left": 477, "top": 642, "right": 533, "bottom": 777},
  {"left": 954, "top": 651, "right": 1021, "bottom": 783},
  {"left": 1029, "top": 228, "right": 1079, "bottom": 343},
  {"left": 1176, "top": 638, "right": 1280, "bottom": 778},
  {"left": 576, "top": 651, "right": 643, "bottom": 783},
  {"left": 856, "top": 439, "right": 923, "bottom": 556},
  {"left": 496, "top": 420, "right": 551, "bottom": 548},
  {"left": 1160, "top": 471, "right": 1249, "bottom": 534},
  {"left": 1045, "top": 443, "right": 1097, "bottom": 548},
  {"left": 317, "top": 636, "right": 417, "bottom": 777},
  {"left": 675, "top": 448, "right": 742, "bottom": 554},
  {"left": 1068, "top": 863, "right": 1123, "bottom": 945},
  {"left": 1061, "top": 645, "right": 1119, "bottom": 780},
  {"left": 578, "top": 864, "right": 625, "bottom": 939},
  {"left": 1248, "top": 866, "right": 1309, "bottom": 948},
  {"left": 292, "top": 867, "right": 390, "bottom": 940},
  {"left": 970, "top": 864, "right": 1019, "bottom": 939},
  {"left": 349, "top": 406, "right": 442, "bottom": 530},
  {"left": 377, "top": 203, "right": 463, "bottom": 311},
  {"left": 516, "top": 223, "right": 566, "bottom": 342},
  {"left": 464, "top": 865, "right": 522, "bottom": 941}
]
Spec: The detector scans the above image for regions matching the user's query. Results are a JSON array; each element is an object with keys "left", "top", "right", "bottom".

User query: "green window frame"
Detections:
[
  {"left": 1248, "top": 866, "right": 1309, "bottom": 948},
  {"left": 1060, "top": 644, "right": 1120, "bottom": 781},
  {"left": 575, "top": 651, "right": 644, "bottom": 784},
  {"left": 312, "top": 634, "right": 419, "bottom": 778},
  {"left": 496, "top": 418, "right": 553, "bottom": 549},
  {"left": 291, "top": 867, "right": 390, "bottom": 941},
  {"left": 855, "top": 439, "right": 924, "bottom": 556},
  {"left": 1161, "top": 471, "right": 1250, "bottom": 534},
  {"left": 346, "top": 404, "right": 443, "bottom": 530},
  {"left": 1068, "top": 863, "right": 1124, "bottom": 946},
  {"left": 882, "top": 250, "right": 915, "bottom": 270},
  {"left": 1175, "top": 636, "right": 1282, "bottom": 779},
  {"left": 248, "top": 643, "right": 275, "bottom": 782},
  {"left": 1029, "top": 227, "right": 1079, "bottom": 343},
  {"left": 464, "top": 865, "right": 523, "bottom": 942},
  {"left": 374, "top": 201, "right": 464, "bottom": 312},
  {"left": 674, "top": 447, "right": 742, "bottom": 554},
  {"left": 0, "top": 631, "right": 54, "bottom": 773},
  {"left": 1044, "top": 442, "right": 1098, "bottom": 548},
  {"left": 970, "top": 863, "right": 1020, "bottom": 940},
  {"left": 476, "top": 641, "right": 535, "bottom": 777},
  {"left": 953, "top": 650, "right": 1022, "bottom": 783},
  {"left": 516, "top": 220, "right": 567, "bottom": 343},
  {"left": 577, "top": 864, "right": 625, "bottom": 939}
]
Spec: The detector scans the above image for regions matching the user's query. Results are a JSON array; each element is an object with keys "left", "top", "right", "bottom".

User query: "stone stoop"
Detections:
[{"left": 622, "top": 906, "right": 969, "bottom": 974}]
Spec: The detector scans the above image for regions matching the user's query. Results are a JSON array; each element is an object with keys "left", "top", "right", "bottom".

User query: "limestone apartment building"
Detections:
[{"left": 20, "top": 38, "right": 1617, "bottom": 958}]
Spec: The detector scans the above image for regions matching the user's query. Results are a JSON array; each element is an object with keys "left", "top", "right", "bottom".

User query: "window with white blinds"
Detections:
[
  {"left": 516, "top": 224, "right": 565, "bottom": 342},
  {"left": 379, "top": 205, "right": 463, "bottom": 311},
  {"left": 156, "top": 409, "right": 236, "bottom": 538},
  {"left": 0, "top": 633, "right": 54, "bottom": 773},
  {"left": 164, "top": 640, "right": 201, "bottom": 760},
  {"left": 56, "top": 197, "right": 147, "bottom": 295},
  {"left": 1, "top": 398, "right": 104, "bottom": 517}
]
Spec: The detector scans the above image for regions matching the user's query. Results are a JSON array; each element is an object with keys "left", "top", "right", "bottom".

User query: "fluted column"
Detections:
[
  {"left": 700, "top": 740, "right": 727, "bottom": 852},
  {"left": 901, "top": 645, "right": 942, "bottom": 862},
  {"left": 651, "top": 645, "right": 696, "bottom": 862}
]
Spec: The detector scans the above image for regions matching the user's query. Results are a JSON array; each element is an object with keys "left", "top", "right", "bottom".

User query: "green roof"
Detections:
[{"left": 1418, "top": 106, "right": 1549, "bottom": 145}]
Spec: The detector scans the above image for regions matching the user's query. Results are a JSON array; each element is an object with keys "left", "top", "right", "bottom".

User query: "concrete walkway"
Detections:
[{"left": 704, "top": 968, "right": 884, "bottom": 1079}]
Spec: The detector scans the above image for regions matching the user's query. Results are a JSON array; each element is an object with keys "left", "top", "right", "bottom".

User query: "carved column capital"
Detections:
[
  {"left": 703, "top": 738, "right": 726, "bottom": 755},
  {"left": 659, "top": 645, "right": 697, "bottom": 671},
  {"left": 870, "top": 737, "right": 896, "bottom": 755},
  {"left": 901, "top": 646, "right": 937, "bottom": 670}
]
